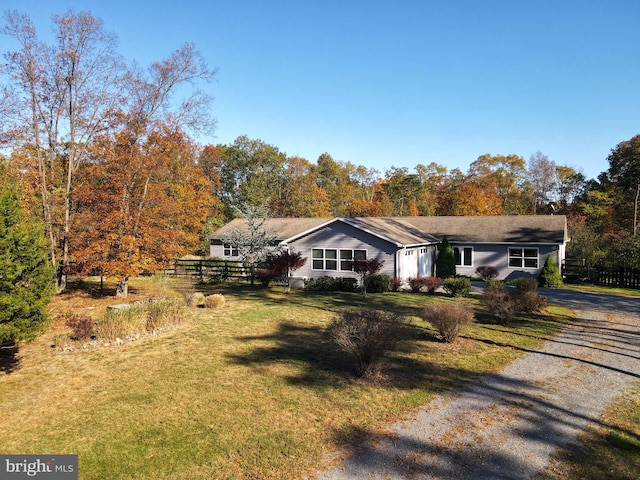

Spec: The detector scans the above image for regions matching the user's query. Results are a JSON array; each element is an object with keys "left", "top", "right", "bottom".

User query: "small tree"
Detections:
[
  {"left": 538, "top": 256, "right": 563, "bottom": 288},
  {"left": 266, "top": 248, "right": 307, "bottom": 293},
  {"left": 0, "top": 174, "right": 53, "bottom": 343},
  {"left": 347, "top": 258, "right": 385, "bottom": 299},
  {"left": 223, "top": 205, "right": 277, "bottom": 285},
  {"left": 436, "top": 236, "right": 456, "bottom": 278}
]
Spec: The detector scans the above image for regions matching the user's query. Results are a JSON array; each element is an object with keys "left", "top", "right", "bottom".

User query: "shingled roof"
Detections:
[{"left": 209, "top": 215, "right": 568, "bottom": 246}]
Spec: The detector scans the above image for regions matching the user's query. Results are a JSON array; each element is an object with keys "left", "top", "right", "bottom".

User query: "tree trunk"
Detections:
[{"left": 116, "top": 276, "right": 130, "bottom": 298}]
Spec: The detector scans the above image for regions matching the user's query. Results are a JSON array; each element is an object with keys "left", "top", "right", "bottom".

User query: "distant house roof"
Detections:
[{"left": 209, "top": 215, "right": 568, "bottom": 246}]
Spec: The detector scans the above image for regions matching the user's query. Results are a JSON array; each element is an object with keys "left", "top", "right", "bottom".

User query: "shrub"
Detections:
[
  {"left": 367, "top": 274, "right": 391, "bottom": 293},
  {"left": 538, "top": 256, "right": 563, "bottom": 288},
  {"left": 436, "top": 236, "right": 456, "bottom": 278},
  {"left": 424, "top": 276, "right": 443, "bottom": 294},
  {"left": 421, "top": 302, "right": 474, "bottom": 343},
  {"left": 390, "top": 277, "right": 403, "bottom": 292},
  {"left": 65, "top": 315, "right": 94, "bottom": 341},
  {"left": 484, "top": 278, "right": 504, "bottom": 291},
  {"left": 518, "top": 291, "right": 548, "bottom": 313},
  {"left": 476, "top": 265, "right": 499, "bottom": 280},
  {"left": 515, "top": 277, "right": 538, "bottom": 293},
  {"left": 482, "top": 286, "right": 517, "bottom": 326},
  {"left": 304, "top": 276, "right": 358, "bottom": 292},
  {"left": 407, "top": 277, "right": 425, "bottom": 293},
  {"left": 442, "top": 277, "right": 472, "bottom": 297},
  {"left": 204, "top": 294, "right": 226, "bottom": 309},
  {"left": 255, "top": 268, "right": 279, "bottom": 287},
  {"left": 328, "top": 308, "right": 408, "bottom": 378}
]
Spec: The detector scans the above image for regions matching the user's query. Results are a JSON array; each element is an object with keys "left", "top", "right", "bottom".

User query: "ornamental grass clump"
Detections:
[
  {"left": 204, "top": 294, "right": 226, "bottom": 309},
  {"left": 145, "top": 298, "right": 186, "bottom": 331},
  {"left": 95, "top": 305, "right": 147, "bottom": 342},
  {"left": 182, "top": 290, "right": 205, "bottom": 307},
  {"left": 420, "top": 302, "right": 474, "bottom": 343},
  {"left": 328, "top": 308, "right": 408, "bottom": 378}
]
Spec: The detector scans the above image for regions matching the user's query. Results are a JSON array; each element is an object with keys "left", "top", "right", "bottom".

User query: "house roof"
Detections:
[
  {"left": 209, "top": 215, "right": 568, "bottom": 246},
  {"left": 399, "top": 215, "right": 568, "bottom": 244}
]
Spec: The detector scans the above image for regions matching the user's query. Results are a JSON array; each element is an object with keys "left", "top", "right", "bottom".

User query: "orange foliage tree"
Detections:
[{"left": 73, "top": 124, "right": 216, "bottom": 297}]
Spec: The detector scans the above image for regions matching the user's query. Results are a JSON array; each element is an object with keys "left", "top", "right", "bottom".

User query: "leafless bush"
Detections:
[
  {"left": 420, "top": 302, "right": 474, "bottom": 343},
  {"left": 328, "top": 308, "right": 408, "bottom": 378},
  {"left": 514, "top": 277, "right": 539, "bottom": 293},
  {"left": 65, "top": 315, "right": 95, "bottom": 341},
  {"left": 518, "top": 291, "right": 548, "bottom": 313},
  {"left": 482, "top": 287, "right": 518, "bottom": 326}
]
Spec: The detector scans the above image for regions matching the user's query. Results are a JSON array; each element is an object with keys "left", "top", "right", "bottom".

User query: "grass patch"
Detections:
[
  {"left": 538, "top": 381, "right": 640, "bottom": 480},
  {"left": 0, "top": 278, "right": 573, "bottom": 479}
]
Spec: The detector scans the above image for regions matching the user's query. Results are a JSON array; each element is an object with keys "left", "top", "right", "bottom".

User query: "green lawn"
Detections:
[{"left": 0, "top": 277, "right": 574, "bottom": 479}]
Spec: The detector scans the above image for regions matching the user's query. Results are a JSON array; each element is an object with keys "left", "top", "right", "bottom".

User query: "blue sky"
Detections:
[{"left": 5, "top": 1, "right": 640, "bottom": 180}]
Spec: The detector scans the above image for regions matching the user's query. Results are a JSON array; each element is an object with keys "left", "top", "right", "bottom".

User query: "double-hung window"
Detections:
[
  {"left": 454, "top": 247, "right": 473, "bottom": 267},
  {"left": 508, "top": 248, "right": 538, "bottom": 269}
]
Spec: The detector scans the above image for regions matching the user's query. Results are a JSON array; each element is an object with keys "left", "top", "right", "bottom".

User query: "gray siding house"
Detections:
[{"left": 208, "top": 215, "right": 568, "bottom": 283}]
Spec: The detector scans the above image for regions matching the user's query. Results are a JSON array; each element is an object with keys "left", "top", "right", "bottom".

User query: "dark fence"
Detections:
[
  {"left": 595, "top": 267, "right": 640, "bottom": 289},
  {"left": 169, "top": 259, "right": 250, "bottom": 282}
]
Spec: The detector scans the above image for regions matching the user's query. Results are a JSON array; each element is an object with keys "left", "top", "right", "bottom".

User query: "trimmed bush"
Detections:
[
  {"left": 538, "top": 256, "right": 563, "bottom": 288},
  {"left": 484, "top": 278, "right": 504, "bottom": 291},
  {"left": 367, "top": 274, "right": 391, "bottom": 293},
  {"left": 304, "top": 276, "right": 358, "bottom": 292},
  {"left": 407, "top": 277, "right": 425, "bottom": 293},
  {"left": 204, "top": 294, "right": 226, "bottom": 309},
  {"left": 442, "top": 277, "right": 472, "bottom": 297},
  {"left": 515, "top": 277, "right": 539, "bottom": 293},
  {"left": 421, "top": 302, "right": 474, "bottom": 343},
  {"left": 390, "top": 277, "right": 403, "bottom": 292},
  {"left": 476, "top": 265, "right": 499, "bottom": 280},
  {"left": 424, "top": 276, "right": 443, "bottom": 294},
  {"left": 328, "top": 308, "right": 408, "bottom": 378}
]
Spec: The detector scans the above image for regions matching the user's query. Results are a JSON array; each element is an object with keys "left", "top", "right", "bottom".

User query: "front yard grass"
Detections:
[{"left": 0, "top": 277, "right": 573, "bottom": 479}]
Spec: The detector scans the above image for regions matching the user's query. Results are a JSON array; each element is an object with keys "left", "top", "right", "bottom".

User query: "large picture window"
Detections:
[
  {"left": 508, "top": 248, "right": 538, "bottom": 269},
  {"left": 454, "top": 247, "right": 473, "bottom": 266}
]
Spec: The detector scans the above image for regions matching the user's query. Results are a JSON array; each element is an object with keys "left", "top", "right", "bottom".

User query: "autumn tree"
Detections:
[
  {"left": 316, "top": 153, "right": 357, "bottom": 216},
  {"left": 1, "top": 9, "right": 126, "bottom": 291},
  {"left": 274, "top": 156, "right": 330, "bottom": 217},
  {"left": 346, "top": 258, "right": 385, "bottom": 299},
  {"left": 468, "top": 154, "right": 529, "bottom": 214},
  {"left": 527, "top": 151, "right": 557, "bottom": 214},
  {"left": 267, "top": 249, "right": 307, "bottom": 293}
]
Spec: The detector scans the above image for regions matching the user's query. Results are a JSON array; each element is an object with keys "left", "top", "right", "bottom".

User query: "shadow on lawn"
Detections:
[
  {"left": 0, "top": 343, "right": 20, "bottom": 374},
  {"left": 226, "top": 319, "right": 464, "bottom": 390}
]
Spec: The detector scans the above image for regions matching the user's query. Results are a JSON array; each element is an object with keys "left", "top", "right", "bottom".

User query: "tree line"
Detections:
[{"left": 1, "top": 8, "right": 639, "bottom": 316}]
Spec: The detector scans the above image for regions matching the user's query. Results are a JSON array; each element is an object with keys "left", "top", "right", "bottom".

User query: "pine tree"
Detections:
[
  {"left": 538, "top": 256, "right": 563, "bottom": 288},
  {"left": 436, "top": 236, "right": 456, "bottom": 278},
  {"left": 0, "top": 172, "right": 53, "bottom": 343}
]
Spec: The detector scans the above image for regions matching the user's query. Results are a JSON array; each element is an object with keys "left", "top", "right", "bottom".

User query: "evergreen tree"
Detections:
[
  {"left": 436, "top": 236, "right": 457, "bottom": 278},
  {"left": 538, "top": 256, "right": 563, "bottom": 288},
  {"left": 0, "top": 172, "right": 53, "bottom": 343}
]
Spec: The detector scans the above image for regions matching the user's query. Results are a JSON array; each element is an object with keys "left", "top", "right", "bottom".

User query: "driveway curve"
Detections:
[{"left": 313, "top": 288, "right": 640, "bottom": 480}]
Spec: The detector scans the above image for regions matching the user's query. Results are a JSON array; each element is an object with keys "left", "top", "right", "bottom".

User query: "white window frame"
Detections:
[
  {"left": 312, "top": 248, "right": 338, "bottom": 271},
  {"left": 223, "top": 243, "right": 238, "bottom": 257},
  {"left": 454, "top": 246, "right": 473, "bottom": 267},
  {"left": 508, "top": 247, "right": 539, "bottom": 269}
]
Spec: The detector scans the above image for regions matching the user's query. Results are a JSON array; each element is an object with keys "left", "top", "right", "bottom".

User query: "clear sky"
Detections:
[{"left": 4, "top": 1, "right": 640, "bottom": 180}]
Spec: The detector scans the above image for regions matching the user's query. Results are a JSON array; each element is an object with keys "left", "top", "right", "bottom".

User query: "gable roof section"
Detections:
[
  {"left": 209, "top": 215, "right": 568, "bottom": 246},
  {"left": 400, "top": 215, "right": 568, "bottom": 244}
]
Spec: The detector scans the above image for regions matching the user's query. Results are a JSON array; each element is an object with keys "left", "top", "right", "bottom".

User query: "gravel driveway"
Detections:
[{"left": 313, "top": 288, "right": 640, "bottom": 479}]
